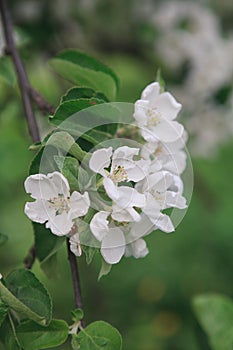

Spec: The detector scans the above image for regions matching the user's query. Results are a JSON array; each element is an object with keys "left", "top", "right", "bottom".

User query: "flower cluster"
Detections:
[{"left": 24, "top": 81, "right": 188, "bottom": 268}]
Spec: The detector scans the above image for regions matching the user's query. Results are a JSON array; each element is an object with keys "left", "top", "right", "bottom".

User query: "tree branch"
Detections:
[
  {"left": 66, "top": 238, "right": 85, "bottom": 328},
  {"left": 0, "top": 0, "right": 40, "bottom": 143}
]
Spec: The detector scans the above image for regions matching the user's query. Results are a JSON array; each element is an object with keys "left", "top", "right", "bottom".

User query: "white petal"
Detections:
[
  {"left": 125, "top": 239, "right": 149, "bottom": 258},
  {"left": 46, "top": 211, "right": 74, "bottom": 236},
  {"left": 129, "top": 214, "right": 155, "bottom": 239},
  {"left": 101, "top": 228, "right": 125, "bottom": 264},
  {"left": 48, "top": 171, "right": 70, "bottom": 198},
  {"left": 24, "top": 199, "right": 51, "bottom": 224},
  {"left": 103, "top": 177, "right": 119, "bottom": 201},
  {"left": 126, "top": 159, "right": 149, "bottom": 182},
  {"left": 112, "top": 146, "right": 139, "bottom": 170},
  {"left": 143, "top": 171, "right": 174, "bottom": 193},
  {"left": 69, "top": 233, "right": 82, "bottom": 256},
  {"left": 165, "top": 191, "right": 187, "bottom": 209},
  {"left": 24, "top": 174, "right": 57, "bottom": 200},
  {"left": 141, "top": 82, "right": 160, "bottom": 100},
  {"left": 152, "top": 92, "right": 182, "bottom": 120},
  {"left": 90, "top": 211, "right": 110, "bottom": 241},
  {"left": 111, "top": 205, "right": 141, "bottom": 222},
  {"left": 133, "top": 100, "right": 150, "bottom": 126},
  {"left": 116, "top": 186, "right": 146, "bottom": 209},
  {"left": 89, "top": 147, "right": 112, "bottom": 176},
  {"left": 163, "top": 151, "right": 187, "bottom": 175},
  {"left": 69, "top": 191, "right": 90, "bottom": 219},
  {"left": 153, "top": 120, "right": 184, "bottom": 143},
  {"left": 154, "top": 213, "right": 174, "bottom": 233}
]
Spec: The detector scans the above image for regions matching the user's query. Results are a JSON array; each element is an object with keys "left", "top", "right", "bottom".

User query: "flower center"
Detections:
[
  {"left": 147, "top": 108, "right": 161, "bottom": 127},
  {"left": 48, "top": 194, "right": 70, "bottom": 215},
  {"left": 109, "top": 165, "right": 128, "bottom": 183}
]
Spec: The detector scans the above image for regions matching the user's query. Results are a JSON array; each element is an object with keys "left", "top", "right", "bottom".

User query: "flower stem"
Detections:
[{"left": 66, "top": 238, "right": 85, "bottom": 328}]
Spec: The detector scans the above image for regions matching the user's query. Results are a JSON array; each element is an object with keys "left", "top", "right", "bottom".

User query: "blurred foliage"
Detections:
[{"left": 0, "top": 0, "right": 233, "bottom": 349}]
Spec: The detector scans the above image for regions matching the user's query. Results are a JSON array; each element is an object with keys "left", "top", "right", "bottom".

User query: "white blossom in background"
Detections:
[
  {"left": 151, "top": 1, "right": 233, "bottom": 157},
  {"left": 24, "top": 171, "right": 90, "bottom": 236}
]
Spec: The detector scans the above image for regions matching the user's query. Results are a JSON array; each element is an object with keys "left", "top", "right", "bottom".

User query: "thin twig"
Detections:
[
  {"left": 0, "top": 0, "right": 40, "bottom": 143},
  {"left": 29, "top": 88, "right": 55, "bottom": 115},
  {"left": 66, "top": 238, "right": 85, "bottom": 328}
]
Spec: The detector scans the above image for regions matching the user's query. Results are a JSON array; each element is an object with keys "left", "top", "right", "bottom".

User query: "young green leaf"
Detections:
[
  {"left": 98, "top": 260, "right": 112, "bottom": 281},
  {"left": 71, "top": 308, "right": 84, "bottom": 323},
  {"left": 0, "top": 269, "right": 52, "bottom": 326},
  {"left": 81, "top": 245, "right": 96, "bottom": 265},
  {"left": 192, "top": 293, "right": 233, "bottom": 350},
  {"left": 15, "top": 319, "right": 69, "bottom": 350},
  {"left": 75, "top": 321, "right": 122, "bottom": 350},
  {"left": 49, "top": 50, "right": 119, "bottom": 100}
]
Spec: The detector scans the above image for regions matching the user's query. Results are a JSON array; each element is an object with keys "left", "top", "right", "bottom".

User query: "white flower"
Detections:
[
  {"left": 89, "top": 146, "right": 148, "bottom": 183},
  {"left": 136, "top": 171, "right": 187, "bottom": 233},
  {"left": 134, "top": 82, "right": 183, "bottom": 143},
  {"left": 104, "top": 178, "right": 146, "bottom": 222},
  {"left": 24, "top": 171, "right": 90, "bottom": 236},
  {"left": 69, "top": 232, "right": 82, "bottom": 257},
  {"left": 141, "top": 130, "right": 188, "bottom": 175},
  {"left": 90, "top": 211, "right": 126, "bottom": 264},
  {"left": 89, "top": 146, "right": 147, "bottom": 222}
]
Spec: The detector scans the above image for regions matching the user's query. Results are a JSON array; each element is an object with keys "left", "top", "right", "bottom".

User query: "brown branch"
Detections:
[
  {"left": 29, "top": 88, "right": 55, "bottom": 115},
  {"left": 66, "top": 238, "right": 85, "bottom": 328},
  {"left": 0, "top": 0, "right": 40, "bottom": 143}
]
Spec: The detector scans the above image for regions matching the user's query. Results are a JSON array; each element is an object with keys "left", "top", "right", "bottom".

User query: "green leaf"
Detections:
[
  {"left": 81, "top": 245, "right": 96, "bottom": 265},
  {"left": 0, "top": 57, "right": 16, "bottom": 86},
  {"left": 49, "top": 50, "right": 119, "bottom": 100},
  {"left": 33, "top": 222, "right": 65, "bottom": 276},
  {"left": 0, "top": 301, "right": 8, "bottom": 327},
  {"left": 62, "top": 87, "right": 108, "bottom": 103},
  {"left": 0, "top": 233, "right": 8, "bottom": 246},
  {"left": 76, "top": 321, "right": 122, "bottom": 350},
  {"left": 0, "top": 316, "right": 22, "bottom": 350},
  {"left": 15, "top": 319, "right": 69, "bottom": 350},
  {"left": 29, "top": 145, "right": 58, "bottom": 175},
  {"left": 98, "top": 260, "right": 112, "bottom": 281},
  {"left": 0, "top": 269, "right": 52, "bottom": 326},
  {"left": 71, "top": 308, "right": 84, "bottom": 323},
  {"left": 192, "top": 293, "right": 233, "bottom": 350},
  {"left": 50, "top": 100, "right": 122, "bottom": 149},
  {"left": 54, "top": 155, "right": 79, "bottom": 191},
  {"left": 51, "top": 99, "right": 104, "bottom": 127}
]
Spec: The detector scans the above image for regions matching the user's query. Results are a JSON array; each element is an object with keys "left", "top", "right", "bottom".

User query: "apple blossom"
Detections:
[
  {"left": 24, "top": 171, "right": 90, "bottom": 236},
  {"left": 133, "top": 82, "right": 183, "bottom": 143}
]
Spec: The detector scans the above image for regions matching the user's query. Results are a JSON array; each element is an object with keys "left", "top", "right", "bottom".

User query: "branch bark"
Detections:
[
  {"left": 0, "top": 0, "right": 40, "bottom": 143},
  {"left": 66, "top": 238, "right": 85, "bottom": 328}
]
